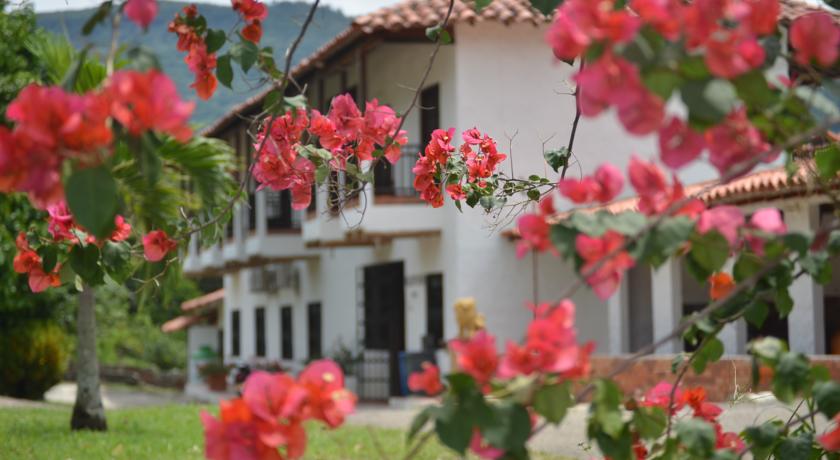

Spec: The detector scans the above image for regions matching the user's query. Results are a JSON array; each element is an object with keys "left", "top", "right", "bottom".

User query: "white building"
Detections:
[{"left": 167, "top": 0, "right": 840, "bottom": 398}]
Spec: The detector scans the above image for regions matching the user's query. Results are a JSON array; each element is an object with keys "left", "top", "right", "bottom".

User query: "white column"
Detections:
[
  {"left": 256, "top": 190, "right": 267, "bottom": 237},
  {"left": 786, "top": 203, "right": 826, "bottom": 354},
  {"left": 607, "top": 277, "right": 629, "bottom": 354},
  {"left": 652, "top": 259, "right": 683, "bottom": 354}
]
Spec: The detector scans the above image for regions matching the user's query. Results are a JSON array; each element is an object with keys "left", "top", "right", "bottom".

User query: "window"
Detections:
[
  {"left": 281, "top": 306, "right": 293, "bottom": 360},
  {"left": 307, "top": 302, "right": 322, "bottom": 359},
  {"left": 255, "top": 307, "right": 266, "bottom": 357},
  {"left": 420, "top": 85, "right": 440, "bottom": 146},
  {"left": 426, "top": 274, "right": 443, "bottom": 349},
  {"left": 231, "top": 310, "right": 241, "bottom": 356},
  {"left": 266, "top": 190, "right": 292, "bottom": 230}
]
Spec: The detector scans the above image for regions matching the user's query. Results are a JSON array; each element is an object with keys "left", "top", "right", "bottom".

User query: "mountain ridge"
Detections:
[{"left": 37, "top": 1, "right": 351, "bottom": 125}]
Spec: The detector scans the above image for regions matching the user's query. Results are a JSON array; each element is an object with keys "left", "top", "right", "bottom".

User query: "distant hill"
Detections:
[{"left": 37, "top": 1, "right": 350, "bottom": 126}]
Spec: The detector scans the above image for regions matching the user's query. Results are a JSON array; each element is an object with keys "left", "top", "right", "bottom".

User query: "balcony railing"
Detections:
[{"left": 373, "top": 148, "right": 421, "bottom": 197}]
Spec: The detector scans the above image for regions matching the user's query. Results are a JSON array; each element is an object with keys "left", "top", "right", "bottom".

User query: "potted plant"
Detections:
[{"left": 198, "top": 361, "right": 231, "bottom": 392}]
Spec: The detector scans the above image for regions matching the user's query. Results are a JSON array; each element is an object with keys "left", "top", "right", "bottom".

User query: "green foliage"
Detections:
[
  {"left": 66, "top": 166, "right": 119, "bottom": 239},
  {"left": 0, "top": 321, "right": 69, "bottom": 399},
  {"left": 675, "top": 418, "right": 716, "bottom": 458},
  {"left": 534, "top": 381, "right": 573, "bottom": 424},
  {"left": 0, "top": 2, "right": 42, "bottom": 126}
]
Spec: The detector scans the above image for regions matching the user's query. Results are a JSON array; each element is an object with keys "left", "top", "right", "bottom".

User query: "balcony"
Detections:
[{"left": 302, "top": 148, "right": 444, "bottom": 248}]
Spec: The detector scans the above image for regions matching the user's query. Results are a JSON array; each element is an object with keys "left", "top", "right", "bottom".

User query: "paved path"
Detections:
[
  {"left": 43, "top": 382, "right": 189, "bottom": 409},
  {"left": 348, "top": 393, "right": 830, "bottom": 459}
]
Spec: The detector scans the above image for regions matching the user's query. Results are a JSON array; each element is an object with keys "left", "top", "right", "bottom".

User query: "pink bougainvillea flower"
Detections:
[
  {"left": 469, "top": 429, "right": 505, "bottom": 459},
  {"left": 201, "top": 398, "right": 284, "bottom": 460},
  {"left": 616, "top": 86, "right": 665, "bottom": 136},
  {"left": 446, "top": 184, "right": 465, "bottom": 201},
  {"left": 298, "top": 359, "right": 356, "bottom": 428},
  {"left": 790, "top": 12, "right": 840, "bottom": 68},
  {"left": 697, "top": 205, "right": 745, "bottom": 247},
  {"left": 545, "top": 0, "right": 640, "bottom": 61},
  {"left": 746, "top": 208, "right": 786, "bottom": 254},
  {"left": 558, "top": 163, "right": 623, "bottom": 204},
  {"left": 516, "top": 196, "right": 558, "bottom": 258},
  {"left": 641, "top": 381, "right": 684, "bottom": 413},
  {"left": 575, "top": 230, "right": 634, "bottom": 300},
  {"left": 819, "top": 416, "right": 840, "bottom": 452},
  {"left": 407, "top": 362, "right": 444, "bottom": 396},
  {"left": 185, "top": 43, "right": 218, "bottom": 100},
  {"left": 242, "top": 371, "right": 307, "bottom": 449},
  {"left": 124, "top": 0, "right": 158, "bottom": 29},
  {"left": 108, "top": 70, "right": 194, "bottom": 142},
  {"left": 705, "top": 31, "right": 765, "bottom": 79},
  {"left": 629, "top": 157, "right": 705, "bottom": 218},
  {"left": 47, "top": 201, "right": 76, "bottom": 242},
  {"left": 28, "top": 266, "right": 61, "bottom": 293},
  {"left": 630, "top": 0, "right": 683, "bottom": 40},
  {"left": 110, "top": 216, "right": 132, "bottom": 242},
  {"left": 463, "top": 134, "right": 507, "bottom": 183},
  {"left": 142, "top": 230, "right": 178, "bottom": 262},
  {"left": 515, "top": 299, "right": 581, "bottom": 375},
  {"left": 658, "top": 117, "right": 705, "bottom": 170},
  {"left": 557, "top": 176, "right": 599, "bottom": 204},
  {"left": 706, "top": 108, "right": 771, "bottom": 176},
  {"left": 462, "top": 127, "right": 483, "bottom": 145},
  {"left": 328, "top": 94, "right": 363, "bottom": 138},
  {"left": 575, "top": 53, "right": 642, "bottom": 118},
  {"left": 449, "top": 331, "right": 499, "bottom": 385},
  {"left": 744, "top": 0, "right": 780, "bottom": 36}
]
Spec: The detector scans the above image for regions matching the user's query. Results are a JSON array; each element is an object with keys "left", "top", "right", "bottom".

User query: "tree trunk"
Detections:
[{"left": 71, "top": 286, "right": 107, "bottom": 431}]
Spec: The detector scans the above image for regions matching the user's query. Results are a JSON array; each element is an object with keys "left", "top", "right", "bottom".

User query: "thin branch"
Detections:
[
  {"left": 560, "top": 59, "right": 584, "bottom": 179},
  {"left": 105, "top": 9, "right": 122, "bottom": 76},
  {"left": 736, "top": 409, "right": 820, "bottom": 458},
  {"left": 402, "top": 430, "right": 434, "bottom": 460},
  {"left": 179, "top": 0, "right": 321, "bottom": 239}
]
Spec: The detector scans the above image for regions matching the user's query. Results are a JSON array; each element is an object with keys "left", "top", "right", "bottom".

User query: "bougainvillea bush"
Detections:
[{"left": 5, "top": 0, "right": 840, "bottom": 458}]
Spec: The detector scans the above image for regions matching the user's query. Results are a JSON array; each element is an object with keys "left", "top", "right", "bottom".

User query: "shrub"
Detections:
[{"left": 0, "top": 321, "right": 68, "bottom": 400}]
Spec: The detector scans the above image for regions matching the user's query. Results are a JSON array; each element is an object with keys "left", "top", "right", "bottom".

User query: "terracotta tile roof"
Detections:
[
  {"left": 503, "top": 162, "right": 824, "bottom": 239},
  {"left": 180, "top": 288, "right": 224, "bottom": 312},
  {"left": 161, "top": 314, "right": 204, "bottom": 333},
  {"left": 202, "top": 0, "right": 839, "bottom": 137}
]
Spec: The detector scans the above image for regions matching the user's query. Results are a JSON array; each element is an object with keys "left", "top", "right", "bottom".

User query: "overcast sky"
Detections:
[{"left": 29, "top": 0, "right": 403, "bottom": 16}]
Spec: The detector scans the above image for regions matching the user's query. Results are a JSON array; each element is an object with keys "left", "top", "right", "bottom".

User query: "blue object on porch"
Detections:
[{"left": 398, "top": 351, "right": 437, "bottom": 396}]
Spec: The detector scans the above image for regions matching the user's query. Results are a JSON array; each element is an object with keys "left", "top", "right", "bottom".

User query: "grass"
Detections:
[{"left": 0, "top": 404, "right": 568, "bottom": 459}]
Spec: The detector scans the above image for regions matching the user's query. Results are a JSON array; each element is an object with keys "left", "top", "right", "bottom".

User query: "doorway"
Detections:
[{"left": 363, "top": 262, "right": 406, "bottom": 397}]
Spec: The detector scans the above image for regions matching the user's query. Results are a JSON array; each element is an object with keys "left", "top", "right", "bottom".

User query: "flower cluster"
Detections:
[
  {"left": 46, "top": 200, "right": 132, "bottom": 245},
  {"left": 412, "top": 128, "right": 506, "bottom": 208},
  {"left": 576, "top": 231, "right": 635, "bottom": 300},
  {"left": 13, "top": 233, "right": 61, "bottom": 293},
  {"left": 253, "top": 94, "right": 406, "bottom": 209},
  {"left": 546, "top": 0, "right": 839, "bottom": 178},
  {"left": 142, "top": 230, "right": 178, "bottom": 262},
  {"left": 124, "top": 0, "right": 159, "bottom": 29},
  {"left": 0, "top": 71, "right": 192, "bottom": 209},
  {"left": 201, "top": 360, "right": 356, "bottom": 460},
  {"left": 232, "top": 0, "right": 268, "bottom": 43},
  {"left": 640, "top": 382, "right": 745, "bottom": 455},
  {"left": 516, "top": 195, "right": 557, "bottom": 258},
  {"left": 168, "top": 4, "right": 218, "bottom": 100},
  {"left": 697, "top": 205, "right": 786, "bottom": 255}
]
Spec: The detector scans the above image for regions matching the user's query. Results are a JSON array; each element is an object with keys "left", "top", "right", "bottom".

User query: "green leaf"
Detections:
[
  {"left": 675, "top": 418, "right": 716, "bottom": 458},
  {"left": 284, "top": 94, "right": 308, "bottom": 110},
  {"left": 749, "top": 337, "right": 787, "bottom": 363},
  {"left": 775, "top": 432, "right": 814, "bottom": 460},
  {"left": 69, "top": 244, "right": 104, "bottom": 286},
  {"left": 772, "top": 352, "right": 810, "bottom": 403},
  {"left": 733, "top": 71, "right": 777, "bottom": 110},
  {"left": 640, "top": 216, "right": 695, "bottom": 267},
  {"left": 232, "top": 40, "right": 259, "bottom": 73},
  {"left": 570, "top": 211, "right": 606, "bottom": 236},
  {"left": 775, "top": 287, "right": 793, "bottom": 317},
  {"left": 692, "top": 337, "right": 724, "bottom": 374},
  {"left": 681, "top": 79, "right": 738, "bottom": 127},
  {"left": 425, "top": 26, "right": 452, "bottom": 45},
  {"left": 643, "top": 68, "right": 682, "bottom": 100},
  {"left": 102, "top": 241, "right": 136, "bottom": 284},
  {"left": 216, "top": 54, "right": 233, "bottom": 88},
  {"left": 205, "top": 29, "right": 226, "bottom": 54},
  {"left": 815, "top": 144, "right": 840, "bottom": 180},
  {"left": 407, "top": 406, "right": 435, "bottom": 443},
  {"left": 814, "top": 380, "right": 840, "bottom": 418},
  {"left": 38, "top": 246, "right": 58, "bottom": 273},
  {"left": 434, "top": 403, "right": 472, "bottom": 455},
  {"left": 483, "top": 402, "right": 532, "bottom": 451},
  {"left": 65, "top": 166, "right": 118, "bottom": 239},
  {"left": 544, "top": 147, "right": 570, "bottom": 173},
  {"left": 533, "top": 382, "right": 573, "bottom": 424},
  {"left": 744, "top": 422, "right": 781, "bottom": 460},
  {"left": 632, "top": 406, "right": 666, "bottom": 440},
  {"left": 679, "top": 56, "right": 711, "bottom": 80},
  {"left": 529, "top": 0, "right": 562, "bottom": 15},
  {"left": 82, "top": 1, "right": 112, "bottom": 35},
  {"left": 689, "top": 231, "right": 729, "bottom": 274},
  {"left": 603, "top": 212, "right": 648, "bottom": 236},
  {"left": 744, "top": 299, "right": 769, "bottom": 329},
  {"left": 733, "top": 253, "right": 763, "bottom": 282}
]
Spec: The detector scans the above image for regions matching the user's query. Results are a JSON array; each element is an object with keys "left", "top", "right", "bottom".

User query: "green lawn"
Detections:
[{"left": 0, "top": 404, "right": 566, "bottom": 459}]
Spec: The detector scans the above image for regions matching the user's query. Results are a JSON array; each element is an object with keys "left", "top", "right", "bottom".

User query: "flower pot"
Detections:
[{"left": 205, "top": 373, "right": 227, "bottom": 392}]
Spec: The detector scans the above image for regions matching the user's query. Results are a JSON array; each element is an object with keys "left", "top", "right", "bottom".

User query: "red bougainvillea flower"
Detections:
[
  {"left": 747, "top": 208, "right": 786, "bottom": 254},
  {"left": 450, "top": 331, "right": 499, "bottom": 385},
  {"left": 575, "top": 230, "right": 634, "bottom": 300},
  {"left": 28, "top": 266, "right": 61, "bottom": 293},
  {"left": 516, "top": 195, "right": 557, "bottom": 258},
  {"left": 143, "top": 230, "right": 177, "bottom": 262},
  {"left": 641, "top": 381, "right": 684, "bottom": 413},
  {"left": 819, "top": 416, "right": 840, "bottom": 452},
  {"left": 408, "top": 362, "right": 443, "bottom": 396},
  {"left": 628, "top": 156, "right": 705, "bottom": 217},
  {"left": 242, "top": 371, "right": 307, "bottom": 451},
  {"left": 232, "top": 0, "right": 267, "bottom": 43},
  {"left": 110, "top": 216, "right": 132, "bottom": 242},
  {"left": 790, "top": 12, "right": 840, "bottom": 68},
  {"left": 298, "top": 359, "right": 357, "bottom": 428},
  {"left": 446, "top": 184, "right": 465, "bottom": 201},
  {"left": 108, "top": 70, "right": 194, "bottom": 142},
  {"left": 124, "top": 0, "right": 158, "bottom": 29},
  {"left": 201, "top": 398, "right": 284, "bottom": 460},
  {"left": 709, "top": 272, "right": 735, "bottom": 301},
  {"left": 706, "top": 108, "right": 771, "bottom": 176},
  {"left": 630, "top": 0, "right": 683, "bottom": 40},
  {"left": 168, "top": 4, "right": 203, "bottom": 52},
  {"left": 658, "top": 117, "right": 705, "bottom": 170},
  {"left": 47, "top": 201, "right": 76, "bottom": 242},
  {"left": 499, "top": 300, "right": 581, "bottom": 377},
  {"left": 469, "top": 429, "right": 504, "bottom": 459},
  {"left": 558, "top": 163, "right": 624, "bottom": 204},
  {"left": 697, "top": 205, "right": 745, "bottom": 247},
  {"left": 13, "top": 233, "right": 40, "bottom": 275},
  {"left": 705, "top": 31, "right": 765, "bottom": 79},
  {"left": 412, "top": 154, "right": 443, "bottom": 208},
  {"left": 615, "top": 86, "right": 665, "bottom": 136},
  {"left": 743, "top": 0, "right": 780, "bottom": 36},
  {"left": 185, "top": 44, "right": 218, "bottom": 100},
  {"left": 545, "top": 0, "right": 640, "bottom": 61},
  {"left": 463, "top": 134, "right": 507, "bottom": 184}
]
